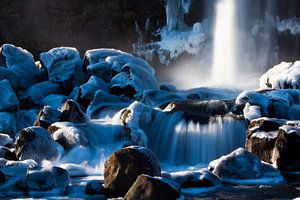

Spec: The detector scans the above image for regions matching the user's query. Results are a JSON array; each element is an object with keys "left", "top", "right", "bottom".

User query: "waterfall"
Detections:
[
  {"left": 147, "top": 112, "right": 246, "bottom": 165},
  {"left": 211, "top": 0, "right": 237, "bottom": 86}
]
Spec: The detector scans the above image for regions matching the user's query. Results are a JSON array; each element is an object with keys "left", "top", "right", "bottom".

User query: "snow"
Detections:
[
  {"left": 260, "top": 61, "right": 300, "bottom": 89},
  {"left": 84, "top": 48, "right": 131, "bottom": 65},
  {"left": 251, "top": 131, "right": 278, "bottom": 139},
  {"left": 0, "top": 79, "right": 18, "bottom": 112},
  {"left": 277, "top": 18, "right": 300, "bottom": 35},
  {"left": 279, "top": 125, "right": 300, "bottom": 136},
  {"left": 236, "top": 90, "right": 269, "bottom": 115},
  {"left": 243, "top": 103, "right": 262, "bottom": 122}
]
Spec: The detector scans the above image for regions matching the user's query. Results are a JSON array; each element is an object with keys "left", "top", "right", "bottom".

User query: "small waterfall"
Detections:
[
  {"left": 147, "top": 111, "right": 246, "bottom": 165},
  {"left": 211, "top": 0, "right": 237, "bottom": 86}
]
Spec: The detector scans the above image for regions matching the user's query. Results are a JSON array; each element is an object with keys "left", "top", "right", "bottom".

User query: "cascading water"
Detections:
[
  {"left": 147, "top": 111, "right": 246, "bottom": 166},
  {"left": 211, "top": 0, "right": 237, "bottom": 86}
]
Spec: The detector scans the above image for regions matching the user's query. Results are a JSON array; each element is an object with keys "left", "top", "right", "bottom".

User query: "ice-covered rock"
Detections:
[
  {"left": 34, "top": 106, "right": 61, "bottom": 129},
  {"left": 15, "top": 127, "right": 64, "bottom": 163},
  {"left": 0, "top": 146, "right": 16, "bottom": 160},
  {"left": 208, "top": 148, "right": 262, "bottom": 180},
  {"left": 167, "top": 169, "right": 221, "bottom": 188},
  {"left": 60, "top": 99, "right": 89, "bottom": 123},
  {"left": 0, "top": 134, "right": 13, "bottom": 146},
  {"left": 26, "top": 166, "right": 70, "bottom": 194},
  {"left": 260, "top": 61, "right": 300, "bottom": 89},
  {"left": 86, "top": 90, "right": 129, "bottom": 119},
  {"left": 243, "top": 103, "right": 262, "bottom": 122},
  {"left": 15, "top": 109, "right": 39, "bottom": 132},
  {"left": 272, "top": 125, "right": 300, "bottom": 171},
  {"left": 0, "top": 171, "right": 5, "bottom": 184},
  {"left": 40, "top": 47, "right": 85, "bottom": 92},
  {"left": 84, "top": 48, "right": 129, "bottom": 65},
  {"left": 104, "top": 146, "right": 161, "bottom": 197},
  {"left": 85, "top": 180, "right": 105, "bottom": 195},
  {"left": 19, "top": 81, "right": 62, "bottom": 109},
  {"left": 141, "top": 89, "right": 185, "bottom": 107},
  {"left": 0, "top": 44, "right": 41, "bottom": 91},
  {"left": 0, "top": 68, "right": 19, "bottom": 91},
  {"left": 0, "top": 79, "right": 18, "bottom": 112},
  {"left": 42, "top": 94, "right": 67, "bottom": 109},
  {"left": 79, "top": 76, "right": 108, "bottom": 102},
  {"left": 0, "top": 112, "right": 16, "bottom": 138},
  {"left": 124, "top": 174, "right": 181, "bottom": 200}
]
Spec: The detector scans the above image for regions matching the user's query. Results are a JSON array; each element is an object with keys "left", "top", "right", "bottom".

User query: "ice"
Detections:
[
  {"left": 80, "top": 76, "right": 108, "bottom": 101},
  {"left": 277, "top": 18, "right": 300, "bottom": 35},
  {"left": 243, "top": 103, "right": 262, "bottom": 122}
]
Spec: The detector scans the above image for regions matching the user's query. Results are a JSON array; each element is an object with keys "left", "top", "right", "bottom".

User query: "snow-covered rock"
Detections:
[
  {"left": 260, "top": 61, "right": 300, "bottom": 89},
  {"left": 84, "top": 48, "right": 129, "bottom": 65},
  {"left": 104, "top": 146, "right": 161, "bottom": 197},
  {"left": 79, "top": 76, "right": 108, "bottom": 102},
  {"left": 0, "top": 68, "right": 19, "bottom": 91},
  {"left": 208, "top": 148, "right": 262, "bottom": 180},
  {"left": 15, "top": 109, "right": 39, "bottom": 132},
  {"left": 243, "top": 103, "right": 262, "bottom": 122},
  {"left": 40, "top": 47, "right": 85, "bottom": 92},
  {"left": 0, "top": 44, "right": 41, "bottom": 91},
  {"left": 15, "top": 127, "right": 64, "bottom": 163},
  {"left": 0, "top": 112, "right": 16, "bottom": 138},
  {"left": 0, "top": 79, "right": 18, "bottom": 112},
  {"left": 124, "top": 174, "right": 181, "bottom": 200},
  {"left": 19, "top": 81, "right": 62, "bottom": 109},
  {"left": 42, "top": 94, "right": 67, "bottom": 109},
  {"left": 141, "top": 89, "right": 185, "bottom": 107},
  {"left": 26, "top": 166, "right": 70, "bottom": 194},
  {"left": 0, "top": 134, "right": 13, "bottom": 146}
]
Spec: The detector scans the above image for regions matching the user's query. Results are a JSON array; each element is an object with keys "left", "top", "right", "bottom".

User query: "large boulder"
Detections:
[
  {"left": 0, "top": 44, "right": 41, "bottom": 91},
  {"left": 40, "top": 47, "right": 85, "bottom": 92},
  {"left": 26, "top": 166, "right": 70, "bottom": 194},
  {"left": 79, "top": 76, "right": 108, "bottom": 102},
  {"left": 104, "top": 146, "right": 161, "bottom": 197},
  {"left": 208, "top": 148, "right": 262, "bottom": 180},
  {"left": 0, "top": 112, "right": 17, "bottom": 138},
  {"left": 0, "top": 80, "right": 18, "bottom": 112},
  {"left": 19, "top": 81, "right": 62, "bottom": 109},
  {"left": 15, "top": 127, "right": 63, "bottom": 163},
  {"left": 0, "top": 68, "right": 19, "bottom": 91},
  {"left": 124, "top": 174, "right": 181, "bottom": 200},
  {"left": 59, "top": 99, "right": 89, "bottom": 123},
  {"left": 272, "top": 125, "right": 300, "bottom": 171},
  {"left": 15, "top": 109, "right": 39, "bottom": 132}
]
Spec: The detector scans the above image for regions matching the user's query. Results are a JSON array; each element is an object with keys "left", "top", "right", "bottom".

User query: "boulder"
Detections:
[
  {"left": 40, "top": 47, "right": 85, "bottom": 92},
  {"left": 272, "top": 125, "right": 300, "bottom": 171},
  {"left": 0, "top": 170, "right": 5, "bottom": 184},
  {"left": 246, "top": 118, "right": 286, "bottom": 163},
  {"left": 0, "top": 68, "right": 19, "bottom": 91},
  {"left": 0, "top": 44, "right": 41, "bottom": 91},
  {"left": 0, "top": 134, "right": 13, "bottom": 146},
  {"left": 0, "top": 112, "right": 17, "bottom": 138},
  {"left": 19, "top": 81, "right": 62, "bottom": 109},
  {"left": 124, "top": 174, "right": 180, "bottom": 200},
  {"left": 42, "top": 94, "right": 67, "bottom": 109},
  {"left": 0, "top": 146, "right": 16, "bottom": 160},
  {"left": 80, "top": 76, "right": 108, "bottom": 102},
  {"left": 208, "top": 148, "right": 262, "bottom": 180},
  {"left": 104, "top": 146, "right": 161, "bottom": 197},
  {"left": 15, "top": 126, "right": 63, "bottom": 163},
  {"left": 0, "top": 79, "right": 18, "bottom": 112},
  {"left": 15, "top": 109, "right": 39, "bottom": 132},
  {"left": 26, "top": 166, "right": 70, "bottom": 194},
  {"left": 60, "top": 99, "right": 89, "bottom": 123},
  {"left": 85, "top": 180, "right": 105, "bottom": 195},
  {"left": 167, "top": 169, "right": 221, "bottom": 188},
  {"left": 34, "top": 106, "right": 61, "bottom": 129}
]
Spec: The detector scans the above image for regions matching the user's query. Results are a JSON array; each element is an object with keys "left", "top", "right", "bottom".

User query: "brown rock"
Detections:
[
  {"left": 124, "top": 174, "right": 180, "bottom": 200},
  {"left": 104, "top": 146, "right": 161, "bottom": 197},
  {"left": 60, "top": 99, "right": 89, "bottom": 123},
  {"left": 34, "top": 106, "right": 61, "bottom": 129}
]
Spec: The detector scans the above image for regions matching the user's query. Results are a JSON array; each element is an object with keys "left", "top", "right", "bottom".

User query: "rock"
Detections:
[
  {"left": 124, "top": 174, "right": 180, "bottom": 200},
  {"left": 80, "top": 76, "right": 108, "bottom": 102},
  {"left": 208, "top": 148, "right": 262, "bottom": 180},
  {"left": 0, "top": 44, "right": 41, "bottom": 91},
  {"left": 260, "top": 61, "right": 300, "bottom": 89},
  {"left": 60, "top": 99, "right": 89, "bottom": 123},
  {"left": 0, "top": 146, "right": 16, "bottom": 160},
  {"left": 26, "top": 166, "right": 70, "bottom": 194},
  {"left": 168, "top": 169, "right": 221, "bottom": 188},
  {"left": 19, "top": 81, "right": 62, "bottom": 109},
  {"left": 0, "top": 134, "right": 13, "bottom": 146},
  {"left": 141, "top": 89, "right": 185, "bottom": 107},
  {"left": 40, "top": 47, "right": 85, "bottom": 92},
  {"left": 104, "top": 146, "right": 161, "bottom": 197},
  {"left": 34, "top": 106, "right": 61, "bottom": 129},
  {"left": 272, "top": 125, "right": 300, "bottom": 171},
  {"left": 159, "top": 82, "right": 177, "bottom": 92},
  {"left": 0, "top": 112, "right": 17, "bottom": 138},
  {"left": 246, "top": 118, "right": 286, "bottom": 163},
  {"left": 42, "top": 94, "right": 67, "bottom": 109},
  {"left": 15, "top": 127, "right": 63, "bottom": 163},
  {"left": 0, "top": 68, "right": 19, "bottom": 91},
  {"left": 86, "top": 90, "right": 129, "bottom": 119},
  {"left": 243, "top": 103, "right": 262, "bottom": 122},
  {"left": 0, "top": 79, "right": 18, "bottom": 112},
  {"left": 15, "top": 109, "right": 39, "bottom": 132},
  {"left": 0, "top": 170, "right": 5, "bottom": 184},
  {"left": 85, "top": 180, "right": 105, "bottom": 195}
]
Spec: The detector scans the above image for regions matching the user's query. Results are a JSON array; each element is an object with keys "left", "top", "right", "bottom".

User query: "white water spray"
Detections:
[{"left": 211, "top": 0, "right": 237, "bottom": 86}]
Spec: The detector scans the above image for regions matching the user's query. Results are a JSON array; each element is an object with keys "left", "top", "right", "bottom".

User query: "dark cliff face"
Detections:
[{"left": 0, "top": 0, "right": 166, "bottom": 57}]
